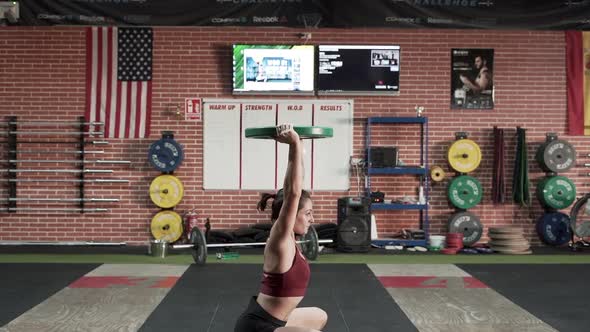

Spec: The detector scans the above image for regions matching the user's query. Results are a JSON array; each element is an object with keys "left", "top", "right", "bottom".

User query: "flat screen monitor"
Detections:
[
  {"left": 232, "top": 44, "right": 315, "bottom": 95},
  {"left": 317, "top": 45, "right": 400, "bottom": 95}
]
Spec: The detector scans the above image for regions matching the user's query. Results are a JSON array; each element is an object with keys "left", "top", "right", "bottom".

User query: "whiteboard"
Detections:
[
  {"left": 277, "top": 102, "right": 313, "bottom": 190},
  {"left": 241, "top": 102, "right": 276, "bottom": 190},
  {"left": 203, "top": 99, "right": 353, "bottom": 191},
  {"left": 203, "top": 101, "right": 241, "bottom": 190},
  {"left": 313, "top": 101, "right": 354, "bottom": 190}
]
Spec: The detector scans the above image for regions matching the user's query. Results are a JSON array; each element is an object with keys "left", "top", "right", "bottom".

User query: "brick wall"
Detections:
[{"left": 1, "top": 26, "right": 585, "bottom": 245}]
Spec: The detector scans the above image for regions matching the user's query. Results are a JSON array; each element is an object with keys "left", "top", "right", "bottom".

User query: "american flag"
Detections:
[{"left": 85, "top": 27, "right": 153, "bottom": 138}]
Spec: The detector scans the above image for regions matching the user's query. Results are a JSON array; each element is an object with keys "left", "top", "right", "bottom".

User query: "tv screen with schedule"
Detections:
[{"left": 317, "top": 45, "right": 400, "bottom": 95}]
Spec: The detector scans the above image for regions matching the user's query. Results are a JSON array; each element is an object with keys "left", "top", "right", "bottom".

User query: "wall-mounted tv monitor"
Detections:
[
  {"left": 317, "top": 45, "right": 400, "bottom": 95},
  {"left": 232, "top": 44, "right": 315, "bottom": 95}
]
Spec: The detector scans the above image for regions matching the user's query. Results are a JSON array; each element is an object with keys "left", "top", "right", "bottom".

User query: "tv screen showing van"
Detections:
[{"left": 232, "top": 44, "right": 315, "bottom": 95}]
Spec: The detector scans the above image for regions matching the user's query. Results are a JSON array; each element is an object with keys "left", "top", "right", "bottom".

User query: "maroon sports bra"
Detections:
[{"left": 260, "top": 246, "right": 310, "bottom": 297}]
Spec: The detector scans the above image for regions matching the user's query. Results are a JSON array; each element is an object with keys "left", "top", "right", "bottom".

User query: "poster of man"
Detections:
[{"left": 451, "top": 48, "right": 494, "bottom": 109}]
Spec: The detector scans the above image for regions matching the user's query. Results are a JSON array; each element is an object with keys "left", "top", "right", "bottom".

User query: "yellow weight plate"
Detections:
[
  {"left": 430, "top": 166, "right": 445, "bottom": 182},
  {"left": 447, "top": 138, "right": 482, "bottom": 173},
  {"left": 151, "top": 210, "right": 183, "bottom": 242},
  {"left": 149, "top": 174, "right": 184, "bottom": 208}
]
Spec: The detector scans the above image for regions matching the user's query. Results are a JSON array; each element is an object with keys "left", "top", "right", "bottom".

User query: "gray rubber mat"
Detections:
[
  {"left": 0, "top": 263, "right": 99, "bottom": 326},
  {"left": 140, "top": 264, "right": 416, "bottom": 332}
]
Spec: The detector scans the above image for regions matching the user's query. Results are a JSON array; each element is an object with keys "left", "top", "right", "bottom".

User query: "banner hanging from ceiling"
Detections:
[{"left": 6, "top": 0, "right": 590, "bottom": 30}]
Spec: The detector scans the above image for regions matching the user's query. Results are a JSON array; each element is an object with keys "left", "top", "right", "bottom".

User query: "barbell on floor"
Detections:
[{"left": 171, "top": 226, "right": 332, "bottom": 265}]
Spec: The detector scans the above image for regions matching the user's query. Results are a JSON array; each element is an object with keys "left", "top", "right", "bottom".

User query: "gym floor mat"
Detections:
[
  {"left": 140, "top": 264, "right": 416, "bottom": 332},
  {"left": 0, "top": 263, "right": 99, "bottom": 326},
  {"left": 1, "top": 263, "right": 590, "bottom": 331},
  {"left": 458, "top": 264, "right": 590, "bottom": 332}
]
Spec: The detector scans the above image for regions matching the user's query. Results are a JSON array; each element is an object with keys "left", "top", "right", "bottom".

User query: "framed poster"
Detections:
[{"left": 451, "top": 48, "right": 494, "bottom": 109}]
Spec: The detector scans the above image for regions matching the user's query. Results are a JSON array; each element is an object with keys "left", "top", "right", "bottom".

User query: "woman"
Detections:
[{"left": 234, "top": 124, "right": 328, "bottom": 332}]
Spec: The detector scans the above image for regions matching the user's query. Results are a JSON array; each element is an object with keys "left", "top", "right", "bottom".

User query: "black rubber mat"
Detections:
[
  {"left": 0, "top": 263, "right": 100, "bottom": 326},
  {"left": 458, "top": 264, "right": 590, "bottom": 332},
  {"left": 140, "top": 264, "right": 416, "bottom": 332}
]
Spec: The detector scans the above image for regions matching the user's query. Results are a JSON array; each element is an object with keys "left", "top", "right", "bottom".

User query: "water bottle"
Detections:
[{"left": 216, "top": 252, "right": 240, "bottom": 260}]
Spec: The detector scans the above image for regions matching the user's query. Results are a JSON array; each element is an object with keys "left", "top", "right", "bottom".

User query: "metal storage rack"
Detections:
[
  {"left": 0, "top": 116, "right": 130, "bottom": 213},
  {"left": 365, "top": 116, "right": 429, "bottom": 246}
]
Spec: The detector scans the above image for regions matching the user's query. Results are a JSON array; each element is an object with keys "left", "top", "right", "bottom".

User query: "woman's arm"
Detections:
[{"left": 272, "top": 124, "right": 303, "bottom": 237}]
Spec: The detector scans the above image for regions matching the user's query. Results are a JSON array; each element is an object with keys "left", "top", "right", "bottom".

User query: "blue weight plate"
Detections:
[
  {"left": 536, "top": 212, "right": 571, "bottom": 246},
  {"left": 148, "top": 138, "right": 184, "bottom": 172}
]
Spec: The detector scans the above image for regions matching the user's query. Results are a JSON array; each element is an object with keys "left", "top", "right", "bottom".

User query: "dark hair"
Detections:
[
  {"left": 473, "top": 53, "right": 487, "bottom": 63},
  {"left": 257, "top": 189, "right": 311, "bottom": 221}
]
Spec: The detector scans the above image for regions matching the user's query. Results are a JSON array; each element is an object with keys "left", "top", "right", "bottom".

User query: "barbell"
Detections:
[
  {"left": 0, "top": 159, "right": 130, "bottom": 164},
  {"left": 0, "top": 120, "right": 104, "bottom": 126},
  {"left": 172, "top": 226, "right": 332, "bottom": 265},
  {"left": 244, "top": 126, "right": 333, "bottom": 139},
  {"left": 0, "top": 131, "right": 104, "bottom": 135},
  {"left": 0, "top": 169, "right": 113, "bottom": 173},
  {"left": 9, "top": 150, "right": 104, "bottom": 154},
  {"left": 0, "top": 140, "right": 109, "bottom": 145},
  {"left": 0, "top": 178, "right": 129, "bottom": 183}
]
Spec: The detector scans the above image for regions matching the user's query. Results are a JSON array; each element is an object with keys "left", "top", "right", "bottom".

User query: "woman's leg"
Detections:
[
  {"left": 284, "top": 307, "right": 327, "bottom": 330},
  {"left": 275, "top": 328, "right": 321, "bottom": 332}
]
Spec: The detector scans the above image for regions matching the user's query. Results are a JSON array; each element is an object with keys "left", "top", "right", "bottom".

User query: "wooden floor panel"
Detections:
[
  {"left": 368, "top": 263, "right": 470, "bottom": 277},
  {"left": 387, "top": 286, "right": 557, "bottom": 332},
  {"left": 0, "top": 264, "right": 189, "bottom": 332},
  {"left": 369, "top": 264, "right": 558, "bottom": 332}
]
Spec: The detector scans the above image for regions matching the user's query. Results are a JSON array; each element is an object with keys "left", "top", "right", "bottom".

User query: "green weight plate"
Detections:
[
  {"left": 245, "top": 126, "right": 333, "bottom": 139},
  {"left": 447, "top": 211, "right": 483, "bottom": 246},
  {"left": 190, "top": 227, "right": 207, "bottom": 266},
  {"left": 536, "top": 175, "right": 576, "bottom": 210},
  {"left": 535, "top": 139, "right": 576, "bottom": 173},
  {"left": 299, "top": 226, "right": 319, "bottom": 261},
  {"left": 447, "top": 175, "right": 483, "bottom": 209}
]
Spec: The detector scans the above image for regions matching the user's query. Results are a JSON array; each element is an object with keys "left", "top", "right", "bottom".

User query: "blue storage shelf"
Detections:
[
  {"left": 371, "top": 239, "right": 428, "bottom": 247},
  {"left": 368, "top": 117, "right": 427, "bottom": 124},
  {"left": 371, "top": 203, "right": 427, "bottom": 210},
  {"left": 365, "top": 116, "right": 430, "bottom": 239},
  {"left": 368, "top": 167, "right": 427, "bottom": 175}
]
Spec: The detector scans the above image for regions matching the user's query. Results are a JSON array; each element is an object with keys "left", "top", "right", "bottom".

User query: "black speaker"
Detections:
[
  {"left": 368, "top": 147, "right": 398, "bottom": 168},
  {"left": 336, "top": 197, "right": 371, "bottom": 253}
]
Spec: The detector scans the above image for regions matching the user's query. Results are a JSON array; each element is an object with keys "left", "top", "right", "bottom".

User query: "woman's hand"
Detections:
[{"left": 275, "top": 124, "right": 300, "bottom": 145}]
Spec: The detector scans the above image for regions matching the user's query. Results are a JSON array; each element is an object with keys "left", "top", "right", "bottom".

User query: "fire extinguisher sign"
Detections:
[{"left": 185, "top": 98, "right": 202, "bottom": 121}]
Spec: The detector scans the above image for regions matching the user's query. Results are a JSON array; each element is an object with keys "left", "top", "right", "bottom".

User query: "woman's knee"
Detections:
[
  {"left": 286, "top": 307, "right": 328, "bottom": 330},
  {"left": 308, "top": 307, "right": 328, "bottom": 329},
  {"left": 316, "top": 307, "right": 328, "bottom": 327}
]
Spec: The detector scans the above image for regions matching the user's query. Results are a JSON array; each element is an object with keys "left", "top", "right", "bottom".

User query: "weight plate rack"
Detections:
[
  {"left": 148, "top": 131, "right": 185, "bottom": 243},
  {"left": 535, "top": 133, "right": 576, "bottom": 246},
  {"left": 446, "top": 132, "right": 483, "bottom": 248}
]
